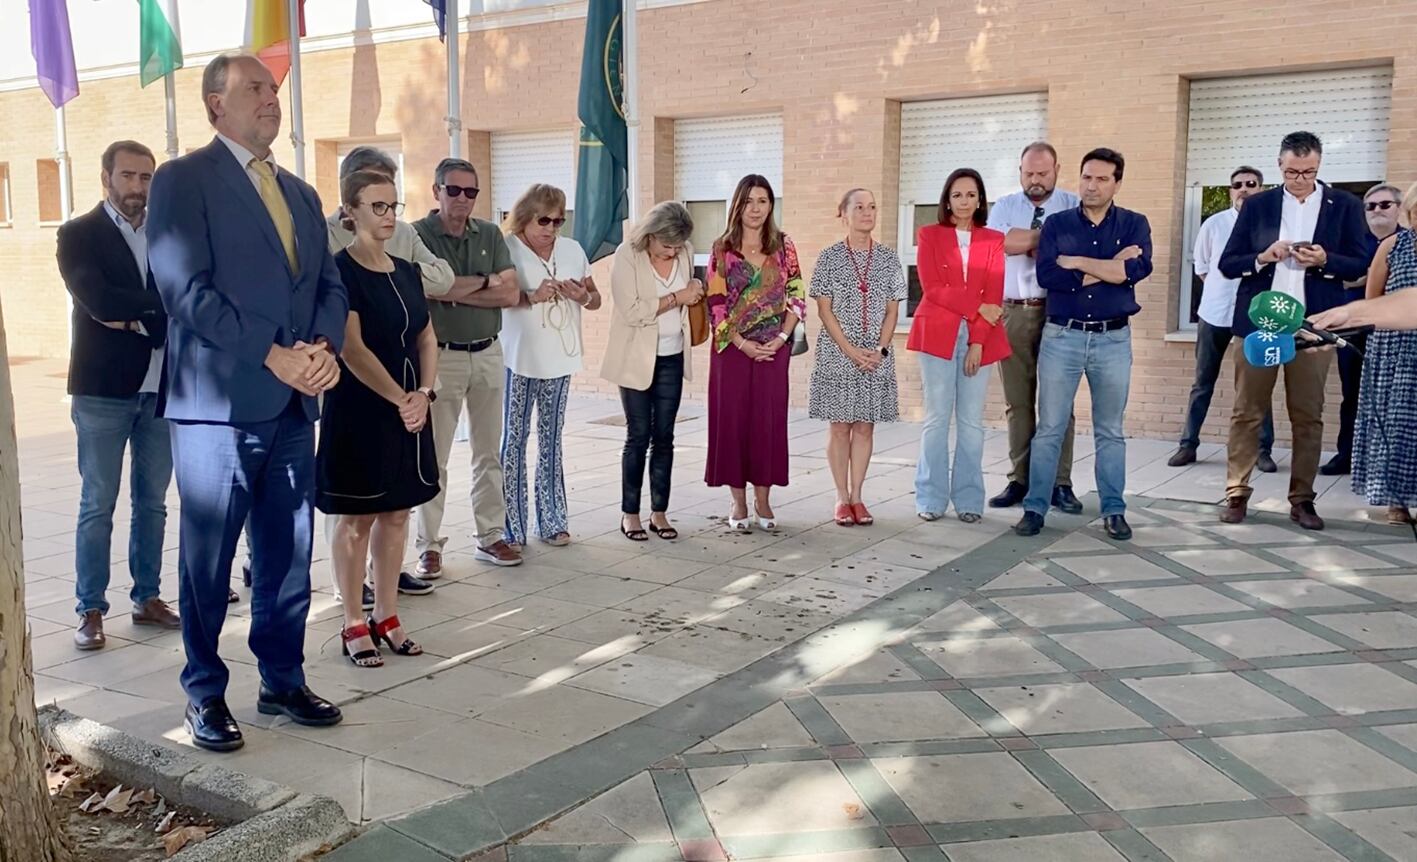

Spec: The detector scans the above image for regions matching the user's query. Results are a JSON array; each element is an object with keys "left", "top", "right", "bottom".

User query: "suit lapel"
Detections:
[
  {"left": 1256, "top": 188, "right": 1283, "bottom": 249},
  {"left": 90, "top": 204, "right": 145, "bottom": 291},
  {"left": 1311, "top": 183, "right": 1339, "bottom": 247},
  {"left": 964, "top": 230, "right": 989, "bottom": 288},
  {"left": 936, "top": 226, "right": 965, "bottom": 280},
  {"left": 204, "top": 138, "right": 296, "bottom": 278}
]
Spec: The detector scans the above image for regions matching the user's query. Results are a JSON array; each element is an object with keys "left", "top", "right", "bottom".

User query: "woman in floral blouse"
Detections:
[{"left": 705, "top": 174, "right": 806, "bottom": 531}]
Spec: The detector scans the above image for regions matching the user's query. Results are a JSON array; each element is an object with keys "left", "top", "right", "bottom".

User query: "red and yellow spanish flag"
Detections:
[{"left": 245, "top": 0, "right": 305, "bottom": 86}]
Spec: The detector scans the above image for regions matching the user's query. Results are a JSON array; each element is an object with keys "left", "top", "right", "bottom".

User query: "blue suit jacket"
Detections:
[
  {"left": 148, "top": 138, "right": 348, "bottom": 424},
  {"left": 1219, "top": 183, "right": 1370, "bottom": 337}
]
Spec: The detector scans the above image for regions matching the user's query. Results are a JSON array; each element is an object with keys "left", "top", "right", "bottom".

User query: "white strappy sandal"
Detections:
[{"left": 755, "top": 508, "right": 778, "bottom": 530}]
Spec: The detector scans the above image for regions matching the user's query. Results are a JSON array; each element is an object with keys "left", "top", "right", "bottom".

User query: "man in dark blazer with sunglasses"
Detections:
[{"left": 1217, "top": 131, "right": 1370, "bottom": 531}]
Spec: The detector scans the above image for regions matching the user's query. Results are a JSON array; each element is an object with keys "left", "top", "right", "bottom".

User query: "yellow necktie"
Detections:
[{"left": 249, "top": 158, "right": 299, "bottom": 273}]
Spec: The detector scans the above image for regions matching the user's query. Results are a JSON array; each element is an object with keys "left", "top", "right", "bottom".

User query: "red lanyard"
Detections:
[{"left": 846, "top": 238, "right": 874, "bottom": 339}]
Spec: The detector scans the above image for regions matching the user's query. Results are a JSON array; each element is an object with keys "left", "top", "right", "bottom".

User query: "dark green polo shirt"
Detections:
[{"left": 413, "top": 213, "right": 514, "bottom": 343}]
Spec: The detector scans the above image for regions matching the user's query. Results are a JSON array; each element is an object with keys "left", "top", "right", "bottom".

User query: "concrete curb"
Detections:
[{"left": 39, "top": 706, "right": 353, "bottom": 861}]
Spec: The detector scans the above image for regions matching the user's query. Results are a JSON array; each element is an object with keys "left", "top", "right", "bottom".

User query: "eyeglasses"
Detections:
[
  {"left": 363, "top": 201, "right": 405, "bottom": 217},
  {"left": 536, "top": 216, "right": 568, "bottom": 228},
  {"left": 1366, "top": 200, "right": 1398, "bottom": 212},
  {"left": 1282, "top": 169, "right": 1319, "bottom": 181},
  {"left": 1230, "top": 179, "right": 1260, "bottom": 189},
  {"left": 440, "top": 184, "right": 479, "bottom": 199}
]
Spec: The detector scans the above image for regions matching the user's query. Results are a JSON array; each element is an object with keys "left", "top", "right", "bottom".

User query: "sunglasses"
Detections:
[
  {"left": 1366, "top": 200, "right": 1398, "bottom": 212},
  {"left": 536, "top": 216, "right": 567, "bottom": 228},
  {"left": 1230, "top": 179, "right": 1260, "bottom": 189},
  {"left": 440, "top": 184, "right": 479, "bottom": 199},
  {"left": 363, "top": 201, "right": 405, "bottom": 217}
]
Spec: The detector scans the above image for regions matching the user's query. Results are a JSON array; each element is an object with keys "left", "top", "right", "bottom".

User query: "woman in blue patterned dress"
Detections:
[{"left": 1352, "top": 183, "right": 1417, "bottom": 525}]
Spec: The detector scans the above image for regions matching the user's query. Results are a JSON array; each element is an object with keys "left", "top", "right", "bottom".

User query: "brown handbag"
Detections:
[{"left": 688, "top": 301, "right": 710, "bottom": 347}]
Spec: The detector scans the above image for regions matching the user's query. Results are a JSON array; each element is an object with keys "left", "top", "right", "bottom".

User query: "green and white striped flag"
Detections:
[{"left": 138, "top": 0, "right": 182, "bottom": 88}]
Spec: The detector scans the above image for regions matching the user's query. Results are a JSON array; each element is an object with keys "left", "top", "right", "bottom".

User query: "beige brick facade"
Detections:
[{"left": 2, "top": 0, "right": 1414, "bottom": 444}]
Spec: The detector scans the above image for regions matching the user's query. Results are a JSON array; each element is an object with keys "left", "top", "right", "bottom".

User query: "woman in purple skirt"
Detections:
[{"left": 704, "top": 175, "right": 806, "bottom": 530}]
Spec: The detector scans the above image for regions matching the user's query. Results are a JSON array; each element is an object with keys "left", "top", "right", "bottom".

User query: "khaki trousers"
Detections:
[
  {"left": 1226, "top": 347, "right": 1332, "bottom": 504},
  {"left": 999, "top": 303, "right": 1075, "bottom": 486},
  {"left": 415, "top": 342, "right": 508, "bottom": 551}
]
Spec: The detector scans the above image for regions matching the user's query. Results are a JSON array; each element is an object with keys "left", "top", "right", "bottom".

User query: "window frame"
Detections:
[{"left": 0, "top": 163, "right": 12, "bottom": 227}]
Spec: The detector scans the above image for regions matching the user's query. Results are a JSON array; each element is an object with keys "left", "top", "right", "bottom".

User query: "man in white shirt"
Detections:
[
  {"left": 1169, "top": 166, "right": 1275, "bottom": 471},
  {"left": 58, "top": 141, "right": 181, "bottom": 650},
  {"left": 985, "top": 142, "right": 1082, "bottom": 514}
]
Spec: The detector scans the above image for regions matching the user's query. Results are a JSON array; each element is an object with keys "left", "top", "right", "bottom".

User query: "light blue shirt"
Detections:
[
  {"left": 986, "top": 188, "right": 1081, "bottom": 300},
  {"left": 103, "top": 201, "right": 164, "bottom": 394}
]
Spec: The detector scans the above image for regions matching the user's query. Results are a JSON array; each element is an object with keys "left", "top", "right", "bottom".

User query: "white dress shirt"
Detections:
[
  {"left": 986, "top": 188, "right": 1080, "bottom": 300},
  {"left": 501, "top": 235, "right": 593, "bottom": 379},
  {"left": 1193, "top": 206, "right": 1241, "bottom": 328},
  {"left": 651, "top": 256, "right": 688, "bottom": 356},
  {"left": 1272, "top": 185, "right": 1323, "bottom": 302},
  {"left": 103, "top": 201, "right": 164, "bottom": 394},
  {"left": 216, "top": 133, "right": 278, "bottom": 193},
  {"left": 956, "top": 229, "right": 972, "bottom": 273}
]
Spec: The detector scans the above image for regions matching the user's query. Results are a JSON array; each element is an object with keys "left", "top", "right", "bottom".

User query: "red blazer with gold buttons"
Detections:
[{"left": 906, "top": 223, "right": 1010, "bottom": 366}]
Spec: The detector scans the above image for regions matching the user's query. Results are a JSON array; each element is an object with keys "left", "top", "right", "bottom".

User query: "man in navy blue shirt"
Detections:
[{"left": 1014, "top": 148, "right": 1152, "bottom": 541}]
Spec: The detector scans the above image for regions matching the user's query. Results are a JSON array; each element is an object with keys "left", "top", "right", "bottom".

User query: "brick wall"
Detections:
[{"left": 2, "top": 0, "right": 1414, "bottom": 445}]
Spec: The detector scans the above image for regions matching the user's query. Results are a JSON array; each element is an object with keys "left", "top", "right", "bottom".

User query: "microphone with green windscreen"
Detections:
[{"left": 1247, "top": 290, "right": 1306, "bottom": 335}]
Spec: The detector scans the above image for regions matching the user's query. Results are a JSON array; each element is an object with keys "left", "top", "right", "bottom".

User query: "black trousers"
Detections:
[
  {"left": 1334, "top": 331, "right": 1367, "bottom": 462},
  {"left": 1180, "top": 319, "right": 1274, "bottom": 453},
  {"left": 621, "top": 352, "right": 685, "bottom": 514}
]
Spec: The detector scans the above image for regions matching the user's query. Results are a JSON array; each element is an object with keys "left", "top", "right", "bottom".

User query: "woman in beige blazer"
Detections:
[{"left": 602, "top": 202, "right": 705, "bottom": 541}]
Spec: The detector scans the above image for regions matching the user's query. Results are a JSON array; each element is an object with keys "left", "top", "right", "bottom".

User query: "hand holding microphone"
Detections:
[{"left": 1246, "top": 290, "right": 1370, "bottom": 354}]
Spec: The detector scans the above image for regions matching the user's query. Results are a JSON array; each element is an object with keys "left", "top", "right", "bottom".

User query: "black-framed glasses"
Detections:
[
  {"left": 536, "top": 216, "right": 567, "bottom": 228},
  {"left": 1230, "top": 179, "right": 1260, "bottom": 189},
  {"left": 1366, "top": 200, "right": 1398, "bottom": 212},
  {"left": 1282, "top": 169, "right": 1319, "bottom": 181},
  {"left": 364, "top": 201, "right": 405, "bottom": 217},
  {"left": 440, "top": 184, "right": 479, "bottom": 199}
]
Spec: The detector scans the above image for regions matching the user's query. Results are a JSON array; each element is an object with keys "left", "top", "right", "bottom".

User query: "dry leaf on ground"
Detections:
[
  {"left": 163, "top": 825, "right": 212, "bottom": 857},
  {"left": 154, "top": 811, "right": 176, "bottom": 834},
  {"left": 101, "top": 786, "right": 134, "bottom": 814},
  {"left": 79, "top": 792, "right": 104, "bottom": 814}
]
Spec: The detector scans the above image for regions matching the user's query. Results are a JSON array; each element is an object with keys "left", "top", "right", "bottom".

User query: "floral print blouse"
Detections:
[{"left": 706, "top": 235, "right": 807, "bottom": 352}]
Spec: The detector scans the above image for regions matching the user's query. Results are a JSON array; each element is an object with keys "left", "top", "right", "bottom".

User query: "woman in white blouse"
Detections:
[
  {"left": 602, "top": 202, "right": 705, "bottom": 540},
  {"left": 500, "top": 184, "right": 600, "bottom": 548}
]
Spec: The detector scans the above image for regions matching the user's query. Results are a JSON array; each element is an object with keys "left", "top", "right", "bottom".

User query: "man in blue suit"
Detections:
[
  {"left": 1217, "top": 131, "right": 1370, "bottom": 531},
  {"left": 148, "top": 53, "right": 347, "bottom": 751}
]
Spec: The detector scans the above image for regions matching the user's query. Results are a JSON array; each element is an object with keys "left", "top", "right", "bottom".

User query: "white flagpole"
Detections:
[
  {"left": 623, "top": 0, "right": 638, "bottom": 222},
  {"left": 55, "top": 106, "right": 72, "bottom": 223},
  {"left": 163, "top": 0, "right": 181, "bottom": 161},
  {"left": 286, "top": 0, "right": 306, "bottom": 177},
  {"left": 446, "top": 0, "right": 461, "bottom": 158}
]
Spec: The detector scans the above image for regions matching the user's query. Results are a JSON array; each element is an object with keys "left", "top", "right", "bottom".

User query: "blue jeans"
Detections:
[
  {"left": 914, "top": 327, "right": 990, "bottom": 516},
  {"left": 72, "top": 393, "right": 172, "bottom": 615},
  {"left": 1024, "top": 323, "right": 1132, "bottom": 518}
]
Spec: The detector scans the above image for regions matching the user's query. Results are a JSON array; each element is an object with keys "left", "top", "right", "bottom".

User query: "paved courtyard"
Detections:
[{"left": 11, "top": 356, "right": 1417, "bottom": 861}]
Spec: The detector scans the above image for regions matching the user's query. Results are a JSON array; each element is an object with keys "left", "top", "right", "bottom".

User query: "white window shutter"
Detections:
[
  {"left": 898, "top": 93, "right": 1048, "bottom": 206},
  {"left": 491, "top": 129, "right": 578, "bottom": 215},
  {"left": 674, "top": 114, "right": 784, "bottom": 201}
]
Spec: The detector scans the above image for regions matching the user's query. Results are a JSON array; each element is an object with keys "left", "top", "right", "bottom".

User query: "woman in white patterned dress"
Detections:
[{"left": 808, "top": 189, "right": 907, "bottom": 527}]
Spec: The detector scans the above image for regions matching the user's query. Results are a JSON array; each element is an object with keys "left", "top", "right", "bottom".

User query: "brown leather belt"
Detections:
[{"left": 1006, "top": 299, "right": 1046, "bottom": 307}]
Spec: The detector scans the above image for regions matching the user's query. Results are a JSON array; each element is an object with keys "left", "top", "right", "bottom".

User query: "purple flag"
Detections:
[{"left": 30, "top": 0, "right": 79, "bottom": 107}]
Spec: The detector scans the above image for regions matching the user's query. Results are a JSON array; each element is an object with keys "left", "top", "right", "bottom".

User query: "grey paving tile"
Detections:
[
  {"left": 873, "top": 753, "right": 1070, "bottom": 823},
  {"left": 324, "top": 824, "right": 450, "bottom": 862},
  {"left": 476, "top": 684, "right": 651, "bottom": 745},
  {"left": 974, "top": 683, "right": 1150, "bottom": 735},
  {"left": 1123, "top": 672, "right": 1306, "bottom": 725},
  {"left": 941, "top": 832, "right": 1128, "bottom": 861},
  {"left": 693, "top": 702, "right": 818, "bottom": 753},
  {"left": 1218, "top": 730, "right": 1417, "bottom": 795},
  {"left": 1141, "top": 817, "right": 1345, "bottom": 862},
  {"left": 1050, "top": 628, "right": 1206, "bottom": 669},
  {"left": 812, "top": 650, "right": 922, "bottom": 686},
  {"left": 980, "top": 562, "right": 1065, "bottom": 590},
  {"left": 1378, "top": 723, "right": 1417, "bottom": 753},
  {"left": 1226, "top": 579, "right": 1374, "bottom": 610},
  {"left": 718, "top": 832, "right": 897, "bottom": 860},
  {"left": 1052, "top": 554, "right": 1181, "bottom": 584},
  {"left": 372, "top": 717, "right": 565, "bottom": 786},
  {"left": 1163, "top": 548, "right": 1288, "bottom": 576},
  {"left": 1110, "top": 584, "right": 1254, "bottom": 618},
  {"left": 990, "top": 593, "right": 1131, "bottom": 627},
  {"left": 1266, "top": 545, "right": 1397, "bottom": 572},
  {"left": 1049, "top": 741, "right": 1252, "bottom": 809},
  {"left": 696, "top": 761, "right": 876, "bottom": 836},
  {"left": 915, "top": 635, "right": 1065, "bottom": 679},
  {"left": 567, "top": 653, "right": 719, "bottom": 707},
  {"left": 1351, "top": 574, "right": 1417, "bottom": 603},
  {"left": 1266, "top": 664, "right": 1417, "bottom": 715},
  {"left": 1180, "top": 618, "right": 1347, "bottom": 659},
  {"left": 913, "top": 601, "right": 1001, "bottom": 635},
  {"left": 1329, "top": 805, "right": 1417, "bottom": 862},
  {"left": 386, "top": 791, "right": 504, "bottom": 860},
  {"left": 1310, "top": 612, "right": 1417, "bottom": 649},
  {"left": 519, "top": 772, "right": 672, "bottom": 845},
  {"left": 820, "top": 691, "right": 988, "bottom": 742}
]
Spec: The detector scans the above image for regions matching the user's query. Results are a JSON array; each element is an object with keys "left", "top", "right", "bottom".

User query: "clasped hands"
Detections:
[
  {"left": 265, "top": 340, "right": 340, "bottom": 397},
  {"left": 395, "top": 389, "right": 429, "bottom": 433},
  {"left": 1259, "top": 240, "right": 1328, "bottom": 268}
]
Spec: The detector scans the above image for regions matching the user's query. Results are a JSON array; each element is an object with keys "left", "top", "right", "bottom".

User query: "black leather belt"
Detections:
[
  {"left": 1049, "top": 316, "right": 1129, "bottom": 333},
  {"left": 439, "top": 336, "right": 497, "bottom": 352},
  {"left": 1006, "top": 299, "right": 1046, "bottom": 307}
]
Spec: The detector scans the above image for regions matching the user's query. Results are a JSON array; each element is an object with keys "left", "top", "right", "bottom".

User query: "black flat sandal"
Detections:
[
  {"left": 647, "top": 521, "right": 678, "bottom": 540},
  {"left": 621, "top": 519, "right": 649, "bottom": 542}
]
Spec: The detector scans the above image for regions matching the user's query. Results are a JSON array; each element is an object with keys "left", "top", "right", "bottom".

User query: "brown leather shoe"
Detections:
[
  {"left": 474, "top": 539, "right": 523, "bottom": 568},
  {"left": 74, "top": 610, "right": 106, "bottom": 651},
  {"left": 132, "top": 598, "right": 181, "bottom": 629},
  {"left": 1290, "top": 502, "right": 1325, "bottom": 531},
  {"left": 415, "top": 550, "right": 443, "bottom": 580},
  {"left": 1220, "top": 497, "right": 1248, "bottom": 524}
]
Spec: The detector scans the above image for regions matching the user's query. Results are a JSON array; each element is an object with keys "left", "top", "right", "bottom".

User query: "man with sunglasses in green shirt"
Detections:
[{"left": 413, "top": 158, "right": 524, "bottom": 571}]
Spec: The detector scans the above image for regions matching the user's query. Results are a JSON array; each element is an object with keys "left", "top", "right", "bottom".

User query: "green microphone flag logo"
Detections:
[{"left": 1247, "top": 290, "right": 1306, "bottom": 334}]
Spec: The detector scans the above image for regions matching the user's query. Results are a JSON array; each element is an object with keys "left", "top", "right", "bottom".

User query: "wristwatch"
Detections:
[
  {"left": 418, "top": 386, "right": 437, "bottom": 403},
  {"left": 880, "top": 346, "right": 890, "bottom": 357}
]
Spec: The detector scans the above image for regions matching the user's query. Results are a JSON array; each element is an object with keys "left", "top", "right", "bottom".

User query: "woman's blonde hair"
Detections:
[
  {"left": 837, "top": 188, "right": 873, "bottom": 217},
  {"left": 1403, "top": 181, "right": 1417, "bottom": 229},
  {"left": 502, "top": 183, "right": 567, "bottom": 236},
  {"left": 629, "top": 201, "right": 694, "bottom": 252}
]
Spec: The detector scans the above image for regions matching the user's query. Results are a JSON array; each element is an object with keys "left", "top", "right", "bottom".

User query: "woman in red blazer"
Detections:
[{"left": 907, "top": 168, "right": 1010, "bottom": 523}]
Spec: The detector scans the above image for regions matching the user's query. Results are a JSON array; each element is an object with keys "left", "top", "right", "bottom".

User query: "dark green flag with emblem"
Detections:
[{"left": 572, "top": 0, "right": 628, "bottom": 263}]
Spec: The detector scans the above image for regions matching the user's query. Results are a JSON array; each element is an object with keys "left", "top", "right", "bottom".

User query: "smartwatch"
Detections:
[
  {"left": 418, "top": 387, "right": 437, "bottom": 404},
  {"left": 880, "top": 346, "right": 890, "bottom": 357}
]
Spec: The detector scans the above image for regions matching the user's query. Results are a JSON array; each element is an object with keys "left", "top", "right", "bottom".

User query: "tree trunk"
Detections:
[{"left": 0, "top": 298, "right": 72, "bottom": 862}]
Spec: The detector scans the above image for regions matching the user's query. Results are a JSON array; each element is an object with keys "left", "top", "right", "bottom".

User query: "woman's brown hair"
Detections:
[
  {"left": 716, "top": 174, "right": 782, "bottom": 256},
  {"left": 339, "top": 170, "right": 396, "bottom": 232},
  {"left": 937, "top": 168, "right": 989, "bottom": 228}
]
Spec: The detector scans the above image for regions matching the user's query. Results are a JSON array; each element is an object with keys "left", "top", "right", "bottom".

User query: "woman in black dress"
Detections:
[{"left": 318, "top": 171, "right": 439, "bottom": 668}]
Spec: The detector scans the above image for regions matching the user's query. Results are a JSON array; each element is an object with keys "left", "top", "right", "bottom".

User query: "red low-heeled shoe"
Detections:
[
  {"left": 834, "top": 503, "right": 856, "bottom": 527},
  {"left": 368, "top": 614, "right": 423, "bottom": 657},
  {"left": 341, "top": 622, "right": 383, "bottom": 668},
  {"left": 851, "top": 502, "right": 874, "bottom": 526}
]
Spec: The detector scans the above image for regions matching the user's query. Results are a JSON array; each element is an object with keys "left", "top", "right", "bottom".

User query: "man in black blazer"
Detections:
[
  {"left": 58, "top": 140, "right": 180, "bottom": 650},
  {"left": 1217, "top": 131, "right": 1370, "bottom": 530}
]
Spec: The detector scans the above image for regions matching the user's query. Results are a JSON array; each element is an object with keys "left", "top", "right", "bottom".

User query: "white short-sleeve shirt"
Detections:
[
  {"left": 501, "top": 234, "right": 593, "bottom": 379},
  {"left": 986, "top": 188, "right": 1080, "bottom": 300},
  {"left": 1194, "top": 207, "right": 1241, "bottom": 328}
]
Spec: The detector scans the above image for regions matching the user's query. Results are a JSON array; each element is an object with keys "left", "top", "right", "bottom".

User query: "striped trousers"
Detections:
[{"left": 500, "top": 371, "right": 571, "bottom": 545}]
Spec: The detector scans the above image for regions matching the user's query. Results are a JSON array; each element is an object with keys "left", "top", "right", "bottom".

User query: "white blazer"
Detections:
[{"left": 600, "top": 240, "right": 696, "bottom": 390}]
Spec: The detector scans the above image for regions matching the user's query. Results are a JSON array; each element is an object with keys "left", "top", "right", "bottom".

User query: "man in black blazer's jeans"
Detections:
[
  {"left": 1217, "top": 131, "right": 1370, "bottom": 530},
  {"left": 58, "top": 140, "right": 180, "bottom": 650}
]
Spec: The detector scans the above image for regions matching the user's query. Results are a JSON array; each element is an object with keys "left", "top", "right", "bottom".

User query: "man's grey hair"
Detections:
[
  {"left": 202, "top": 52, "right": 259, "bottom": 125},
  {"left": 629, "top": 201, "right": 694, "bottom": 252},
  {"left": 341, "top": 146, "right": 398, "bottom": 180},
  {"left": 1364, "top": 183, "right": 1403, "bottom": 203},
  {"left": 434, "top": 158, "right": 478, "bottom": 187}
]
